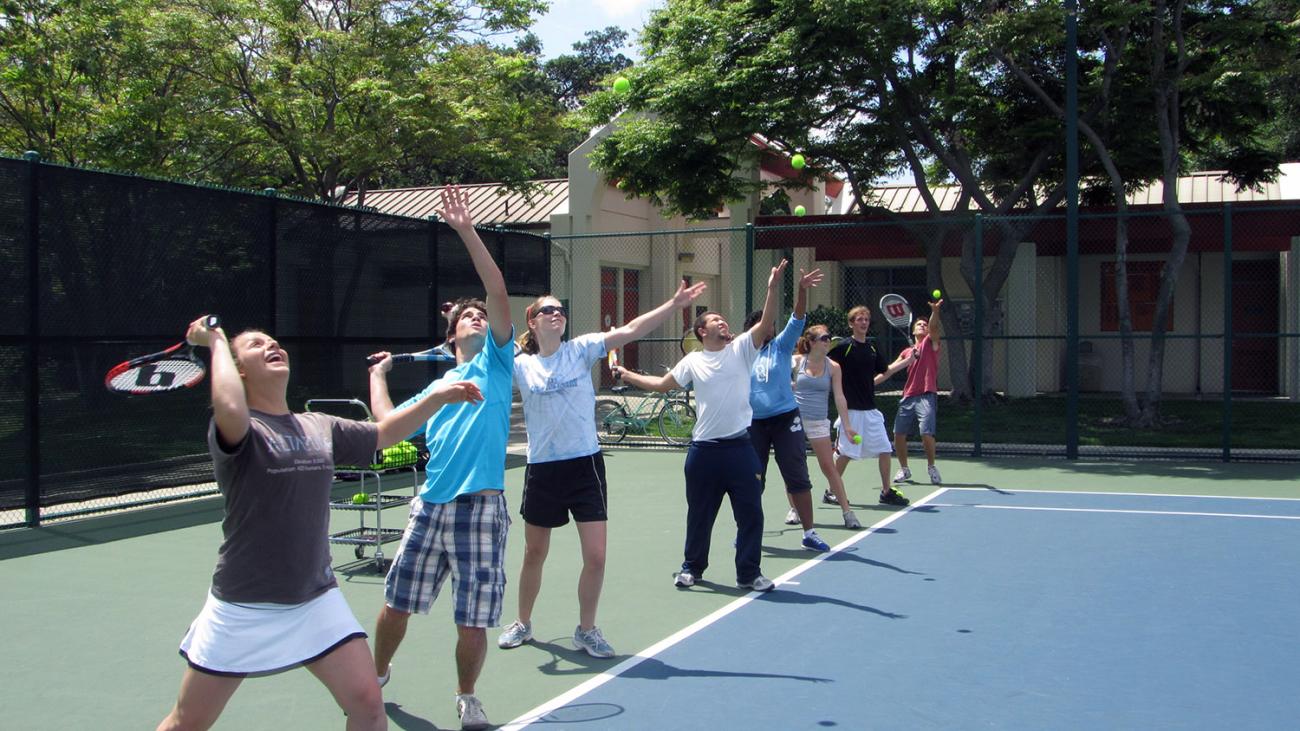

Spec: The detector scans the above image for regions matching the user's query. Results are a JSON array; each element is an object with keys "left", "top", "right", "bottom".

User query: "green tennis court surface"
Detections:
[{"left": 3, "top": 454, "right": 1297, "bottom": 729}]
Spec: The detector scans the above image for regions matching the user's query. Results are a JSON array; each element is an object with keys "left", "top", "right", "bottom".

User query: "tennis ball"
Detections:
[
  {"left": 791, "top": 153, "right": 806, "bottom": 170},
  {"left": 613, "top": 77, "right": 630, "bottom": 94},
  {"left": 932, "top": 289, "right": 942, "bottom": 299},
  {"left": 794, "top": 205, "right": 806, "bottom": 216},
  {"left": 852, "top": 434, "right": 862, "bottom": 444},
  {"left": 352, "top": 492, "right": 368, "bottom": 505}
]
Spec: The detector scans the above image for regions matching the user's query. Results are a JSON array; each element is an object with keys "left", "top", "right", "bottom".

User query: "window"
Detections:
[{"left": 1099, "top": 262, "right": 1173, "bottom": 332}]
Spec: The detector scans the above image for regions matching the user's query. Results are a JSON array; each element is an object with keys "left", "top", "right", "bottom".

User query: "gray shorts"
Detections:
[{"left": 894, "top": 393, "right": 937, "bottom": 437}]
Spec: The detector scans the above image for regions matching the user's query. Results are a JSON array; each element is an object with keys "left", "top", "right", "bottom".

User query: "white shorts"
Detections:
[
  {"left": 178, "top": 587, "right": 365, "bottom": 676},
  {"left": 834, "top": 409, "right": 892, "bottom": 458},
  {"left": 802, "top": 418, "right": 832, "bottom": 440}
]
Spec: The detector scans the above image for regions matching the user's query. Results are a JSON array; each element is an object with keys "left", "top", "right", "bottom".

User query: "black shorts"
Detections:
[{"left": 520, "top": 452, "right": 608, "bottom": 528}]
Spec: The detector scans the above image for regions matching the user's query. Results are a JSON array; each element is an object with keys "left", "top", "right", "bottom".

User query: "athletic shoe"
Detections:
[
  {"left": 497, "top": 620, "right": 533, "bottom": 649},
  {"left": 377, "top": 664, "right": 391, "bottom": 689},
  {"left": 573, "top": 625, "right": 616, "bottom": 658},
  {"left": 674, "top": 570, "right": 696, "bottom": 588},
  {"left": 456, "top": 694, "right": 490, "bottom": 731},
  {"left": 821, "top": 489, "right": 837, "bottom": 505},
  {"left": 928, "top": 464, "right": 943, "bottom": 484},
  {"left": 738, "top": 575, "right": 775, "bottom": 592},
  {"left": 784, "top": 507, "right": 799, "bottom": 525},
  {"left": 843, "top": 510, "right": 862, "bottom": 529},
  {"left": 801, "top": 531, "right": 831, "bottom": 552},
  {"left": 879, "top": 488, "right": 910, "bottom": 506},
  {"left": 894, "top": 467, "right": 912, "bottom": 482}
]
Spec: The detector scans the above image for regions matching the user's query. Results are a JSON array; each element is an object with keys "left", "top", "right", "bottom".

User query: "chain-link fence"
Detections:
[
  {"left": 549, "top": 203, "right": 1300, "bottom": 460},
  {"left": 1, "top": 154, "right": 547, "bottom": 528}
]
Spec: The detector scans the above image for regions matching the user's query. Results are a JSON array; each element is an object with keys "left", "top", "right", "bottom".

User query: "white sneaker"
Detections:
[
  {"left": 377, "top": 664, "right": 391, "bottom": 688},
  {"left": 738, "top": 575, "right": 775, "bottom": 592},
  {"left": 843, "top": 510, "right": 862, "bottom": 529},
  {"left": 928, "top": 464, "right": 942, "bottom": 484},
  {"left": 894, "top": 467, "right": 912, "bottom": 482},
  {"left": 497, "top": 619, "right": 532, "bottom": 649},
  {"left": 674, "top": 570, "right": 695, "bottom": 588},
  {"left": 784, "top": 507, "right": 799, "bottom": 525},
  {"left": 573, "top": 625, "right": 616, "bottom": 658},
  {"left": 456, "top": 694, "right": 490, "bottom": 731}
]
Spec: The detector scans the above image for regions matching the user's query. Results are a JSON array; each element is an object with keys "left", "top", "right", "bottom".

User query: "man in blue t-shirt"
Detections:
[
  {"left": 745, "top": 267, "right": 830, "bottom": 553},
  {"left": 365, "top": 186, "right": 510, "bottom": 731}
]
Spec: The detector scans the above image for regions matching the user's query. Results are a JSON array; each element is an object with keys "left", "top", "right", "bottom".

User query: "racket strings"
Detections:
[{"left": 107, "top": 359, "right": 206, "bottom": 393}]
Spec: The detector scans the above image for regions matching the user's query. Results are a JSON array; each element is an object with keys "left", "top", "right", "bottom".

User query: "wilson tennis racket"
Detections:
[
  {"left": 880, "top": 293, "right": 915, "bottom": 346},
  {"left": 105, "top": 316, "right": 220, "bottom": 394},
  {"left": 365, "top": 342, "right": 455, "bottom": 366}
]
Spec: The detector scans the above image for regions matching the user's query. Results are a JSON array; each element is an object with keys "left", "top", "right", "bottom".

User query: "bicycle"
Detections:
[{"left": 595, "top": 370, "right": 696, "bottom": 446}]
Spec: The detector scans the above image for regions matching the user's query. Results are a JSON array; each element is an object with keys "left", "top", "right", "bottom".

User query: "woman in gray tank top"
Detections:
[{"left": 793, "top": 324, "right": 861, "bottom": 529}]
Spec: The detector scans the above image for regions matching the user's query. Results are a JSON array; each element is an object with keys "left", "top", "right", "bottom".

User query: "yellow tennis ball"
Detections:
[
  {"left": 932, "top": 289, "right": 942, "bottom": 299},
  {"left": 791, "top": 154, "right": 806, "bottom": 169},
  {"left": 613, "top": 77, "right": 630, "bottom": 94},
  {"left": 794, "top": 205, "right": 806, "bottom": 216},
  {"left": 352, "top": 492, "right": 368, "bottom": 505},
  {"left": 852, "top": 434, "right": 862, "bottom": 444}
]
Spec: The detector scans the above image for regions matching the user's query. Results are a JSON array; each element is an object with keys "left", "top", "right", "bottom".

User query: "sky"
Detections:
[{"left": 527, "top": 0, "right": 662, "bottom": 60}]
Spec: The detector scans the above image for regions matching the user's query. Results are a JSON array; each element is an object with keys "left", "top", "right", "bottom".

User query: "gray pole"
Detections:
[{"left": 1065, "top": 0, "right": 1081, "bottom": 459}]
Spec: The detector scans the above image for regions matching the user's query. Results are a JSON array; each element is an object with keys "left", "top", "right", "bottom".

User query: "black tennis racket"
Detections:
[
  {"left": 365, "top": 342, "right": 455, "bottom": 366},
  {"left": 879, "top": 293, "right": 915, "bottom": 346},
  {"left": 104, "top": 316, "right": 220, "bottom": 394}
]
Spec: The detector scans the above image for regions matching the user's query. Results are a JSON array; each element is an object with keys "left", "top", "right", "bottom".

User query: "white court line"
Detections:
[
  {"left": 499, "top": 487, "right": 949, "bottom": 730},
  {"left": 927, "top": 503, "right": 1300, "bottom": 521},
  {"left": 944, "top": 486, "right": 1300, "bottom": 502}
]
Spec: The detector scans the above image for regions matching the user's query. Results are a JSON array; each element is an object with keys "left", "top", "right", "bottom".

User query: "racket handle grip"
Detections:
[
  {"left": 205, "top": 315, "right": 221, "bottom": 328},
  {"left": 365, "top": 354, "right": 385, "bottom": 366}
]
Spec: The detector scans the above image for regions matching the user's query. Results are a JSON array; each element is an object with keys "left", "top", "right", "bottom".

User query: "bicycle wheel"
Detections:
[
  {"left": 596, "top": 399, "right": 628, "bottom": 444},
  {"left": 657, "top": 400, "right": 696, "bottom": 446}
]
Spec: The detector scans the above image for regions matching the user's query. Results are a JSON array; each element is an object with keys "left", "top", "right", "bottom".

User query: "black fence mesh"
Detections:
[{"left": 1, "top": 155, "right": 547, "bottom": 527}]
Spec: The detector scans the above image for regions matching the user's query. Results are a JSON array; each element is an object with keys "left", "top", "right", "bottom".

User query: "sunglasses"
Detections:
[
  {"left": 533, "top": 304, "right": 566, "bottom": 318},
  {"left": 813, "top": 334, "right": 834, "bottom": 342}
]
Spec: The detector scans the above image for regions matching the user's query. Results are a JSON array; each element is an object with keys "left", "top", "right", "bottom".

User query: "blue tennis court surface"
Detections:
[{"left": 505, "top": 489, "right": 1300, "bottom": 729}]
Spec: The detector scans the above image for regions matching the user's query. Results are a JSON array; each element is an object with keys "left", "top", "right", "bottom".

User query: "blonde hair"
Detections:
[
  {"left": 795, "top": 324, "right": 830, "bottom": 355},
  {"left": 847, "top": 305, "right": 871, "bottom": 323}
]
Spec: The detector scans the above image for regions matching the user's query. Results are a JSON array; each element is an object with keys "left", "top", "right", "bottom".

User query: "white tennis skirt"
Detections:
[{"left": 178, "top": 587, "right": 366, "bottom": 677}]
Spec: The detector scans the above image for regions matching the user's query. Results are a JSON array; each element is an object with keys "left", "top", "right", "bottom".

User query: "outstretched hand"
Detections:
[
  {"left": 433, "top": 380, "right": 483, "bottom": 405},
  {"left": 767, "top": 259, "right": 789, "bottom": 288},
  {"left": 929, "top": 298, "right": 944, "bottom": 312},
  {"left": 799, "top": 268, "right": 823, "bottom": 290},
  {"left": 186, "top": 315, "right": 221, "bottom": 348},
  {"left": 672, "top": 279, "right": 708, "bottom": 308},
  {"left": 435, "top": 185, "right": 474, "bottom": 231}
]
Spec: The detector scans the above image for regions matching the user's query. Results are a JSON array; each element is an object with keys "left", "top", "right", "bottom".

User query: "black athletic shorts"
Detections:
[{"left": 520, "top": 452, "right": 608, "bottom": 527}]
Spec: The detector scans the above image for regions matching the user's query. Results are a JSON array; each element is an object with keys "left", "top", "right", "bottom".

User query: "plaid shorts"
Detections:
[{"left": 384, "top": 493, "right": 510, "bottom": 627}]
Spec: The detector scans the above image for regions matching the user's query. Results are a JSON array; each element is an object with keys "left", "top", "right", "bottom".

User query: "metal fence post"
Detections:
[
  {"left": 745, "top": 223, "right": 755, "bottom": 316},
  {"left": 1222, "top": 203, "right": 1233, "bottom": 461},
  {"left": 263, "top": 188, "right": 278, "bottom": 333},
  {"left": 972, "top": 214, "right": 983, "bottom": 458},
  {"left": 23, "top": 151, "right": 41, "bottom": 527}
]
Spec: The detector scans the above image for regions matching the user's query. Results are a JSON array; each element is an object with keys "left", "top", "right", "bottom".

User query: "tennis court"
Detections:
[{"left": 3, "top": 452, "right": 1298, "bottom": 730}]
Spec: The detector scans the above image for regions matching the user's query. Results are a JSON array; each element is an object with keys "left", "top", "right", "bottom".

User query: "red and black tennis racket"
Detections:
[{"left": 104, "top": 316, "right": 220, "bottom": 394}]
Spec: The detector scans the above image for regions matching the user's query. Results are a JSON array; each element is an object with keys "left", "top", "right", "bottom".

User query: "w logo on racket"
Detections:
[{"left": 885, "top": 303, "right": 908, "bottom": 319}]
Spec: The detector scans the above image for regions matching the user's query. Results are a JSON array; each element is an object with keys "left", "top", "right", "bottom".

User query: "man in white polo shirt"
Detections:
[{"left": 612, "top": 260, "right": 788, "bottom": 592}]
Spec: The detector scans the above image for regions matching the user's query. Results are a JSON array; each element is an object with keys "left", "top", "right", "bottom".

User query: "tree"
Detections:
[
  {"left": 983, "top": 0, "right": 1290, "bottom": 425},
  {"left": 544, "top": 26, "right": 633, "bottom": 110},
  {"left": 581, "top": 0, "right": 1075, "bottom": 402}
]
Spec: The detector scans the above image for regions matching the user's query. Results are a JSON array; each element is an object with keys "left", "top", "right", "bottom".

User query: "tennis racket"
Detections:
[
  {"left": 680, "top": 327, "right": 704, "bottom": 355},
  {"left": 104, "top": 316, "right": 220, "bottom": 394},
  {"left": 880, "top": 293, "right": 915, "bottom": 346},
  {"left": 365, "top": 342, "right": 455, "bottom": 366}
]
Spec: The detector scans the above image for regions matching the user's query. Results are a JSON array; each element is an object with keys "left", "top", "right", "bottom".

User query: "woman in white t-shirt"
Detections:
[{"left": 497, "top": 281, "right": 705, "bottom": 659}]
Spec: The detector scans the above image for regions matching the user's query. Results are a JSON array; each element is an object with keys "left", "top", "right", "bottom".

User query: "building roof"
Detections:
[
  {"left": 858, "top": 167, "right": 1293, "bottom": 214},
  {"left": 343, "top": 180, "right": 568, "bottom": 227}
]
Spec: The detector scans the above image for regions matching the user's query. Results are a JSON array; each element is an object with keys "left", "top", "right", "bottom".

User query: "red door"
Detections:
[{"left": 1231, "top": 260, "right": 1278, "bottom": 393}]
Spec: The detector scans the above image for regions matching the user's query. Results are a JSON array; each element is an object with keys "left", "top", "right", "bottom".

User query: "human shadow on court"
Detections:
[
  {"left": 533, "top": 638, "right": 623, "bottom": 675},
  {"left": 620, "top": 656, "right": 831, "bottom": 683},
  {"left": 821, "top": 546, "right": 925, "bottom": 576},
  {"left": 384, "top": 702, "right": 440, "bottom": 730},
  {"left": 759, "top": 585, "right": 908, "bottom": 619},
  {"left": 516, "top": 702, "right": 625, "bottom": 725}
]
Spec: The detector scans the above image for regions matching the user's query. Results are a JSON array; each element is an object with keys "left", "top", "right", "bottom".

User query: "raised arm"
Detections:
[
  {"left": 374, "top": 379, "right": 483, "bottom": 449},
  {"left": 874, "top": 351, "right": 916, "bottom": 385},
  {"left": 367, "top": 353, "right": 396, "bottom": 421},
  {"left": 794, "top": 268, "right": 822, "bottom": 319},
  {"left": 610, "top": 365, "right": 681, "bottom": 393},
  {"left": 438, "top": 186, "right": 512, "bottom": 348},
  {"left": 746, "top": 259, "right": 789, "bottom": 347},
  {"left": 187, "top": 316, "right": 248, "bottom": 447},
  {"left": 829, "top": 360, "right": 856, "bottom": 443},
  {"left": 928, "top": 298, "right": 943, "bottom": 347},
  {"left": 604, "top": 279, "right": 707, "bottom": 351}
]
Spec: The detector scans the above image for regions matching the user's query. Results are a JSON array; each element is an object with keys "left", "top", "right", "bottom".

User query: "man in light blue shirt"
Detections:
[
  {"left": 746, "top": 268, "right": 830, "bottom": 553},
  {"left": 365, "top": 186, "right": 511, "bottom": 731}
]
